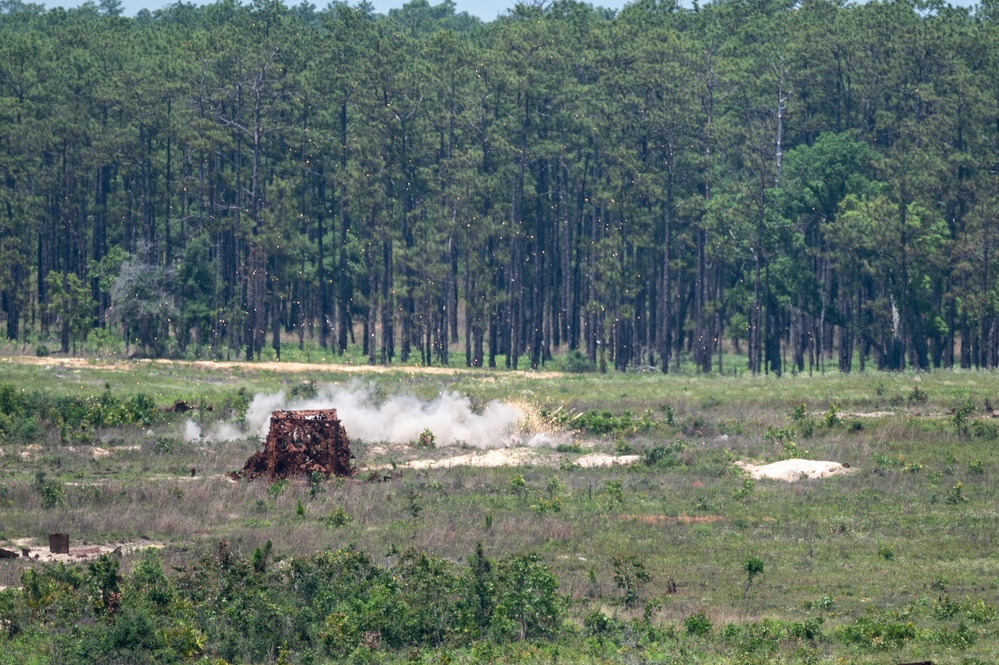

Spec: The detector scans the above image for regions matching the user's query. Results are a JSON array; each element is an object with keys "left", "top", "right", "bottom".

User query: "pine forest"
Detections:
[{"left": 2, "top": 0, "right": 999, "bottom": 374}]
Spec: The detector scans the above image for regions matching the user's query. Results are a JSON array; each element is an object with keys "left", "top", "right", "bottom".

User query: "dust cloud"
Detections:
[{"left": 184, "top": 383, "right": 539, "bottom": 448}]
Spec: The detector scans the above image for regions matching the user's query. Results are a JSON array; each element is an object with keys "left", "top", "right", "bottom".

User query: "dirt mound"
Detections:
[
  {"left": 735, "top": 458, "right": 852, "bottom": 482},
  {"left": 236, "top": 409, "right": 355, "bottom": 480}
]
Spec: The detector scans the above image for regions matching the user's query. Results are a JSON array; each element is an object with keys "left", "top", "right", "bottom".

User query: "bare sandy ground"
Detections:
[
  {"left": 1, "top": 354, "right": 562, "bottom": 378},
  {"left": 734, "top": 458, "right": 853, "bottom": 482},
  {"left": 574, "top": 453, "right": 641, "bottom": 468},
  {"left": 369, "top": 447, "right": 641, "bottom": 471},
  {"left": 4, "top": 537, "right": 165, "bottom": 564}
]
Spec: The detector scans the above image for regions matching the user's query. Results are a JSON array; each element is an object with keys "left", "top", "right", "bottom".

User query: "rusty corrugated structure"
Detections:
[{"left": 238, "top": 409, "right": 355, "bottom": 480}]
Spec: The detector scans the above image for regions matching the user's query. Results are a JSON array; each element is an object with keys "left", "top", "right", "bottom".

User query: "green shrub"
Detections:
[
  {"left": 559, "top": 349, "right": 596, "bottom": 373},
  {"left": 952, "top": 400, "right": 976, "bottom": 438},
  {"left": 613, "top": 555, "right": 651, "bottom": 608},
  {"left": 290, "top": 380, "right": 318, "bottom": 400},
  {"left": 642, "top": 440, "right": 685, "bottom": 468},
  {"left": 908, "top": 385, "right": 929, "bottom": 404},
  {"left": 583, "top": 610, "right": 621, "bottom": 638},
  {"left": 416, "top": 428, "right": 436, "bottom": 449},
  {"left": 685, "top": 611, "right": 712, "bottom": 637},
  {"left": 945, "top": 482, "right": 968, "bottom": 505},
  {"left": 972, "top": 420, "right": 999, "bottom": 440},
  {"left": 34, "top": 471, "right": 64, "bottom": 509},
  {"left": 321, "top": 507, "right": 352, "bottom": 528},
  {"left": 837, "top": 614, "right": 916, "bottom": 650}
]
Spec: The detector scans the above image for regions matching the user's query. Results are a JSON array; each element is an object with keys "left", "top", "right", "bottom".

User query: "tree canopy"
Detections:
[{"left": 2, "top": 0, "right": 999, "bottom": 372}]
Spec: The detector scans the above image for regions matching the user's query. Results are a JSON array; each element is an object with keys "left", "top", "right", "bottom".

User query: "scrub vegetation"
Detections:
[{"left": 1, "top": 358, "right": 999, "bottom": 663}]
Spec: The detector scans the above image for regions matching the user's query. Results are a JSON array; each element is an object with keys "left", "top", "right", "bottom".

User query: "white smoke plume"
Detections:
[{"left": 184, "top": 383, "right": 537, "bottom": 448}]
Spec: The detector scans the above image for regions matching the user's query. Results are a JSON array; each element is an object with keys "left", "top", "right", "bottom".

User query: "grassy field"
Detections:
[{"left": 2, "top": 355, "right": 999, "bottom": 663}]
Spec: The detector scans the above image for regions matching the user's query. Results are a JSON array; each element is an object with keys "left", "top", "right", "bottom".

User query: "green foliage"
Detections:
[
  {"left": 290, "top": 380, "right": 318, "bottom": 400},
  {"left": 251, "top": 540, "right": 273, "bottom": 573},
  {"left": 320, "top": 507, "right": 352, "bottom": 528},
  {"left": 612, "top": 555, "right": 652, "bottom": 608},
  {"left": 552, "top": 409, "right": 653, "bottom": 436},
  {"left": 308, "top": 470, "right": 326, "bottom": 499},
  {"left": 952, "top": 400, "right": 976, "bottom": 438},
  {"left": 836, "top": 614, "right": 916, "bottom": 650},
  {"left": 613, "top": 438, "right": 635, "bottom": 455},
  {"left": 733, "top": 479, "right": 755, "bottom": 501},
  {"left": 877, "top": 544, "right": 895, "bottom": 561},
  {"left": 685, "top": 612, "right": 712, "bottom": 637},
  {"left": 557, "top": 349, "right": 596, "bottom": 373},
  {"left": 508, "top": 474, "right": 526, "bottom": 497},
  {"left": 945, "top": 482, "right": 969, "bottom": 505},
  {"left": 491, "top": 553, "right": 565, "bottom": 641},
  {"left": 87, "top": 553, "right": 121, "bottom": 616},
  {"left": 601, "top": 480, "right": 624, "bottom": 508},
  {"left": 33, "top": 471, "right": 64, "bottom": 509},
  {"left": 406, "top": 490, "right": 423, "bottom": 518},
  {"left": 742, "top": 556, "right": 764, "bottom": 598},
  {"left": 416, "top": 428, "right": 436, "bottom": 449},
  {"left": 267, "top": 479, "right": 289, "bottom": 497},
  {"left": 641, "top": 440, "right": 685, "bottom": 468}
]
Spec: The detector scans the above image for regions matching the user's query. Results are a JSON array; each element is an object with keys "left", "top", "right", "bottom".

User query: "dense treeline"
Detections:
[{"left": 2, "top": 0, "right": 999, "bottom": 373}]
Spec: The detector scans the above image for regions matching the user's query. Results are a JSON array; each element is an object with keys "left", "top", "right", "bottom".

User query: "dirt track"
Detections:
[{"left": 0, "top": 354, "right": 562, "bottom": 378}]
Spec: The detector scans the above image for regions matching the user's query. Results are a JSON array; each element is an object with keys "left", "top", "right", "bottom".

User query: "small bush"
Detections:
[
  {"left": 416, "top": 428, "right": 436, "bottom": 449},
  {"left": 320, "top": 507, "right": 352, "bottom": 528},
  {"left": 685, "top": 612, "right": 712, "bottom": 637},
  {"left": 824, "top": 405, "right": 841, "bottom": 428},
  {"left": 613, "top": 438, "right": 635, "bottom": 455},
  {"left": 613, "top": 555, "right": 652, "bottom": 608},
  {"left": 952, "top": 400, "right": 976, "bottom": 438},
  {"left": 877, "top": 544, "right": 895, "bottom": 561},
  {"left": 837, "top": 614, "right": 916, "bottom": 650},
  {"left": 583, "top": 611, "right": 621, "bottom": 638},
  {"left": 267, "top": 479, "right": 289, "bottom": 497},
  {"left": 642, "top": 440, "right": 685, "bottom": 468},
  {"left": 734, "top": 479, "right": 754, "bottom": 501},
  {"left": 290, "top": 380, "right": 318, "bottom": 400},
  {"left": 972, "top": 420, "right": 999, "bottom": 440},
  {"left": 908, "top": 386, "right": 929, "bottom": 404},
  {"left": 559, "top": 349, "right": 596, "bottom": 373},
  {"left": 945, "top": 482, "right": 969, "bottom": 505},
  {"left": 34, "top": 471, "right": 64, "bottom": 510}
]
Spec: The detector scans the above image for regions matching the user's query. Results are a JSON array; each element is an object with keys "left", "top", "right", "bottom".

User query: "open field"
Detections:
[{"left": 2, "top": 356, "right": 999, "bottom": 663}]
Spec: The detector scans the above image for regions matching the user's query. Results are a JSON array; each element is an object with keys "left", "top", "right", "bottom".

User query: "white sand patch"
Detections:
[
  {"left": 371, "top": 448, "right": 639, "bottom": 470},
  {"left": 735, "top": 458, "right": 853, "bottom": 482},
  {"left": 400, "top": 447, "right": 543, "bottom": 470},
  {"left": 574, "top": 453, "right": 641, "bottom": 468}
]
